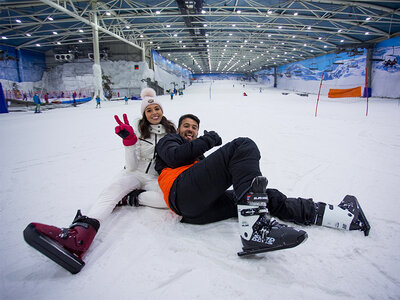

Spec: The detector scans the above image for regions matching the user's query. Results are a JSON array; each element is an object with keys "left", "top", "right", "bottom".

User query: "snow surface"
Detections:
[{"left": 1, "top": 81, "right": 400, "bottom": 299}]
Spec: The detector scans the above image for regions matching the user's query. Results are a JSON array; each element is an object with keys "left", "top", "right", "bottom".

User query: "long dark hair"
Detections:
[{"left": 138, "top": 114, "right": 176, "bottom": 139}]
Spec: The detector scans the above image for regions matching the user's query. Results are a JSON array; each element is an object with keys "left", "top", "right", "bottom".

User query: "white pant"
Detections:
[{"left": 88, "top": 169, "right": 167, "bottom": 222}]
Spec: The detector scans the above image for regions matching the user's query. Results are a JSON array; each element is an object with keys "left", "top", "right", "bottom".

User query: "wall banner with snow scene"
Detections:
[{"left": 263, "top": 36, "right": 399, "bottom": 98}]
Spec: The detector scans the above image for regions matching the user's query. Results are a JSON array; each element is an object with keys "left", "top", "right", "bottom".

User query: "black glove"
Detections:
[{"left": 203, "top": 130, "right": 222, "bottom": 147}]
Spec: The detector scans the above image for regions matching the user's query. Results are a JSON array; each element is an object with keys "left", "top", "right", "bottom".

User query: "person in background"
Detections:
[
  {"left": 33, "top": 93, "right": 41, "bottom": 113},
  {"left": 95, "top": 95, "right": 101, "bottom": 108},
  {"left": 24, "top": 88, "right": 176, "bottom": 274},
  {"left": 72, "top": 91, "right": 77, "bottom": 107},
  {"left": 124, "top": 95, "right": 128, "bottom": 104},
  {"left": 44, "top": 93, "right": 49, "bottom": 104}
]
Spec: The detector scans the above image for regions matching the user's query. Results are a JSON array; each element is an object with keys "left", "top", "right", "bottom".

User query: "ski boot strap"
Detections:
[
  {"left": 314, "top": 202, "right": 326, "bottom": 226},
  {"left": 246, "top": 193, "right": 268, "bottom": 206},
  {"left": 240, "top": 206, "right": 268, "bottom": 217}
]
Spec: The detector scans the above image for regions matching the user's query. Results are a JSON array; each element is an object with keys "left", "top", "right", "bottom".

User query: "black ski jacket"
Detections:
[{"left": 155, "top": 133, "right": 216, "bottom": 173}]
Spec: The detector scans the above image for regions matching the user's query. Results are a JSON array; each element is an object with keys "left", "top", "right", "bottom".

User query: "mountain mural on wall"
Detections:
[{"left": 280, "top": 55, "right": 366, "bottom": 81}]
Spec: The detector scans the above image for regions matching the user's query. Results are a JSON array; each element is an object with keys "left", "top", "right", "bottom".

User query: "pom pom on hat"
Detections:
[{"left": 140, "top": 88, "right": 163, "bottom": 115}]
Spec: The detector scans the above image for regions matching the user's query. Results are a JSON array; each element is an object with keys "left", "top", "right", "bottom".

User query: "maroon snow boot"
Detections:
[{"left": 23, "top": 210, "right": 100, "bottom": 274}]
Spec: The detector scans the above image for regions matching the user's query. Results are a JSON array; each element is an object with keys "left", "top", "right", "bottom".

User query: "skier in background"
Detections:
[
  {"left": 44, "top": 93, "right": 49, "bottom": 104},
  {"left": 72, "top": 91, "right": 77, "bottom": 107},
  {"left": 24, "top": 88, "right": 176, "bottom": 274},
  {"left": 124, "top": 95, "right": 128, "bottom": 104},
  {"left": 155, "top": 114, "right": 370, "bottom": 256},
  {"left": 33, "top": 93, "right": 41, "bottom": 113},
  {"left": 95, "top": 95, "right": 101, "bottom": 108}
]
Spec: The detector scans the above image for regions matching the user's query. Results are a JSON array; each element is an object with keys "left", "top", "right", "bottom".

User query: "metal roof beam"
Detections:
[{"left": 39, "top": 0, "right": 143, "bottom": 51}]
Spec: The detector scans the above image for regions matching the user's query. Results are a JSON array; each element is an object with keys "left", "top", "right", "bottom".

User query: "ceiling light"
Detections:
[
  {"left": 79, "top": 40, "right": 83, "bottom": 43},
  {"left": 338, "top": 29, "right": 342, "bottom": 32},
  {"left": 79, "top": 29, "right": 84, "bottom": 33},
  {"left": 340, "top": 39, "right": 344, "bottom": 42},
  {"left": 307, "top": 26, "right": 311, "bottom": 30},
  {"left": 2, "top": 36, "right": 8, "bottom": 40},
  {"left": 57, "top": 42, "right": 61, "bottom": 45},
  {"left": 156, "top": 10, "right": 161, "bottom": 14},
  {"left": 294, "top": 12, "right": 298, "bottom": 16},
  {"left": 53, "top": 31, "right": 58, "bottom": 35},
  {"left": 26, "top": 33, "right": 31, "bottom": 37},
  {"left": 365, "top": 17, "right": 371, "bottom": 21},
  {"left": 106, "top": 12, "right": 111, "bottom": 16},
  {"left": 16, "top": 19, "right": 22, "bottom": 23},
  {"left": 166, "top": 24, "right": 171, "bottom": 28},
  {"left": 126, "top": 25, "right": 130, "bottom": 29},
  {"left": 324, "top": 45, "right": 327, "bottom": 48},
  {"left": 237, "top": 10, "right": 241, "bottom": 14},
  {"left": 47, "top": 16, "right": 53, "bottom": 21},
  {"left": 36, "top": 43, "right": 40, "bottom": 46},
  {"left": 201, "top": 10, "right": 206, "bottom": 14},
  {"left": 365, "top": 32, "right": 370, "bottom": 35}
]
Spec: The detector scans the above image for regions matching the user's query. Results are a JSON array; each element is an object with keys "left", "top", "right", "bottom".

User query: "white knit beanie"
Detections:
[{"left": 140, "top": 88, "right": 163, "bottom": 115}]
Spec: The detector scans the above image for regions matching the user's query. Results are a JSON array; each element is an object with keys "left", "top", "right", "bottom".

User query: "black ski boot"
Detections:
[
  {"left": 116, "top": 189, "right": 145, "bottom": 207},
  {"left": 237, "top": 176, "right": 308, "bottom": 256},
  {"left": 314, "top": 195, "right": 370, "bottom": 236},
  {"left": 23, "top": 210, "right": 100, "bottom": 274}
]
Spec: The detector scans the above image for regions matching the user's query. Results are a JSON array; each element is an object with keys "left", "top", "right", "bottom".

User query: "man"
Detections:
[
  {"left": 33, "top": 93, "right": 41, "bottom": 113},
  {"left": 155, "top": 114, "right": 370, "bottom": 256}
]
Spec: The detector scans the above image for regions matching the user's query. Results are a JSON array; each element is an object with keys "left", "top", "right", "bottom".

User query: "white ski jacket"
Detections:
[
  {"left": 124, "top": 121, "right": 167, "bottom": 176},
  {"left": 88, "top": 120, "right": 169, "bottom": 222}
]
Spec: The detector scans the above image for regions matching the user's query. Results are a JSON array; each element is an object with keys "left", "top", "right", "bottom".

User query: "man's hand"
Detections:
[
  {"left": 114, "top": 114, "right": 138, "bottom": 146},
  {"left": 203, "top": 130, "right": 222, "bottom": 147}
]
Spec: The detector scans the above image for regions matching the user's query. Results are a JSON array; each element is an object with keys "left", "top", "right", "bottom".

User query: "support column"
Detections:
[
  {"left": 273, "top": 66, "right": 277, "bottom": 88},
  {"left": 91, "top": 10, "right": 104, "bottom": 101}
]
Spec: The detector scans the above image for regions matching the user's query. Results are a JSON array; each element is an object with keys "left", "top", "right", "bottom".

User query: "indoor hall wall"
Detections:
[
  {"left": 255, "top": 36, "right": 400, "bottom": 99},
  {"left": 0, "top": 45, "right": 45, "bottom": 82}
]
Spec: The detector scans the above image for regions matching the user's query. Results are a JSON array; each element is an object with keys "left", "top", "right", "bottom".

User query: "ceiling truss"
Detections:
[{"left": 1, "top": 0, "right": 399, "bottom": 74}]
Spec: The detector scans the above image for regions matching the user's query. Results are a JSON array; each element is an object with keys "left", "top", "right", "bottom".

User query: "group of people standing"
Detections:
[{"left": 23, "top": 87, "right": 370, "bottom": 274}]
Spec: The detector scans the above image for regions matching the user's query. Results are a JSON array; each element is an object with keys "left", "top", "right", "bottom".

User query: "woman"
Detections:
[
  {"left": 23, "top": 88, "right": 176, "bottom": 274},
  {"left": 90, "top": 87, "right": 176, "bottom": 220}
]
